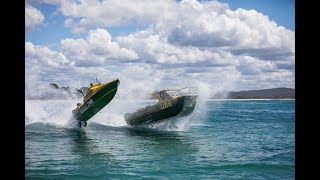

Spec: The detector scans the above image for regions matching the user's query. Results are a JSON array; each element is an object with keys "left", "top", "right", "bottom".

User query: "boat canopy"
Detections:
[
  {"left": 83, "top": 79, "right": 119, "bottom": 102},
  {"left": 152, "top": 87, "right": 198, "bottom": 101},
  {"left": 84, "top": 83, "right": 104, "bottom": 100},
  {"left": 152, "top": 90, "right": 173, "bottom": 101}
]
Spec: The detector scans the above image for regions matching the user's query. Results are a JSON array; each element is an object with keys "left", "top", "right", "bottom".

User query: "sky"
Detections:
[{"left": 25, "top": 0, "right": 295, "bottom": 97}]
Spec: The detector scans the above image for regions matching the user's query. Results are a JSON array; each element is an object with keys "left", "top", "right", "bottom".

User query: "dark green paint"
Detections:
[
  {"left": 72, "top": 79, "right": 119, "bottom": 122},
  {"left": 125, "top": 95, "right": 197, "bottom": 126}
]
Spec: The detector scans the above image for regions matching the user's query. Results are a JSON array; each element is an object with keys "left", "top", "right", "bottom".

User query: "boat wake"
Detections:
[{"left": 25, "top": 95, "right": 209, "bottom": 131}]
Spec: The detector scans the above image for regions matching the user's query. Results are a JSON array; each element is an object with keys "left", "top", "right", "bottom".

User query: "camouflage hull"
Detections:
[
  {"left": 72, "top": 79, "right": 119, "bottom": 122},
  {"left": 125, "top": 95, "right": 197, "bottom": 127}
]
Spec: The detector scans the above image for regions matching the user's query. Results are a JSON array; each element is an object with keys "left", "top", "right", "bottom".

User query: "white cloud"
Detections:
[
  {"left": 114, "top": 63, "right": 241, "bottom": 99},
  {"left": 55, "top": 0, "right": 176, "bottom": 32},
  {"left": 61, "top": 28, "right": 139, "bottom": 66},
  {"left": 64, "top": 0, "right": 294, "bottom": 67},
  {"left": 25, "top": 42, "right": 75, "bottom": 84},
  {"left": 25, "top": 2, "right": 45, "bottom": 32},
  {"left": 116, "top": 30, "right": 236, "bottom": 66},
  {"left": 157, "top": 1, "right": 295, "bottom": 58},
  {"left": 48, "top": 0, "right": 294, "bottom": 54},
  {"left": 25, "top": 41, "right": 119, "bottom": 88},
  {"left": 25, "top": 40, "right": 293, "bottom": 99},
  {"left": 236, "top": 70, "right": 295, "bottom": 90},
  {"left": 25, "top": 42, "right": 72, "bottom": 67},
  {"left": 236, "top": 56, "right": 277, "bottom": 75},
  {"left": 26, "top": 0, "right": 295, "bottom": 92}
]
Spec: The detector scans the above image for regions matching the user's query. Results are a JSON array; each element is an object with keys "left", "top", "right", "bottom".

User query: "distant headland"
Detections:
[
  {"left": 212, "top": 88, "right": 295, "bottom": 99},
  {"left": 25, "top": 83, "right": 295, "bottom": 100}
]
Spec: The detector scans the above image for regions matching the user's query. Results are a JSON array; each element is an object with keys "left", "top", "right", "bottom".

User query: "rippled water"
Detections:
[{"left": 25, "top": 99, "right": 294, "bottom": 179}]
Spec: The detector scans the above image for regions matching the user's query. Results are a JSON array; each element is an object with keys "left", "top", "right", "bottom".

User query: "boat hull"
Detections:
[
  {"left": 72, "top": 79, "right": 119, "bottom": 122},
  {"left": 125, "top": 95, "right": 197, "bottom": 127}
]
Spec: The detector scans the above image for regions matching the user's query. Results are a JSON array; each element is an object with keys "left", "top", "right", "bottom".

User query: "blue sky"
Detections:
[
  {"left": 219, "top": 0, "right": 294, "bottom": 30},
  {"left": 26, "top": 0, "right": 295, "bottom": 49},
  {"left": 25, "top": 0, "right": 295, "bottom": 94},
  {"left": 26, "top": 2, "right": 150, "bottom": 50}
]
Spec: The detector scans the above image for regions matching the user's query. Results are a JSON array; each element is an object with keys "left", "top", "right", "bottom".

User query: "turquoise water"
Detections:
[{"left": 25, "top": 100, "right": 295, "bottom": 179}]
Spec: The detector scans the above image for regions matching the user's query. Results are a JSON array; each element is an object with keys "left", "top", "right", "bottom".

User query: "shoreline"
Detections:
[
  {"left": 26, "top": 98, "right": 295, "bottom": 101},
  {"left": 207, "top": 99, "right": 295, "bottom": 101}
]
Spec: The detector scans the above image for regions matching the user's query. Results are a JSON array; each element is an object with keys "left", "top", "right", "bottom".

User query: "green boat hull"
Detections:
[
  {"left": 125, "top": 95, "right": 197, "bottom": 126},
  {"left": 72, "top": 79, "right": 119, "bottom": 122}
]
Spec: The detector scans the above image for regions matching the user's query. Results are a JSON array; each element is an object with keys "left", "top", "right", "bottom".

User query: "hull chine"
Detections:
[
  {"left": 72, "top": 79, "right": 120, "bottom": 122},
  {"left": 125, "top": 95, "right": 198, "bottom": 127}
]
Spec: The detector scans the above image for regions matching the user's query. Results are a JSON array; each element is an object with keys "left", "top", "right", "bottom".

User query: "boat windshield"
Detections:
[
  {"left": 84, "top": 84, "right": 104, "bottom": 99},
  {"left": 153, "top": 87, "right": 198, "bottom": 101},
  {"left": 159, "top": 91, "right": 172, "bottom": 99},
  {"left": 166, "top": 87, "right": 198, "bottom": 97}
]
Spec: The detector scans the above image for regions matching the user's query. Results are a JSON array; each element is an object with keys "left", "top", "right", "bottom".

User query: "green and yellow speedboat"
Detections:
[{"left": 72, "top": 79, "right": 120, "bottom": 127}]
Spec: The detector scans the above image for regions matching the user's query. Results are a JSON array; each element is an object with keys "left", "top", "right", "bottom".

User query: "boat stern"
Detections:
[{"left": 179, "top": 95, "right": 198, "bottom": 117}]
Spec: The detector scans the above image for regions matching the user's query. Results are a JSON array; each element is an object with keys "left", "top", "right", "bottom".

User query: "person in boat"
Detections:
[
  {"left": 90, "top": 83, "right": 93, "bottom": 87},
  {"left": 75, "top": 103, "right": 82, "bottom": 110},
  {"left": 77, "top": 121, "right": 87, "bottom": 127},
  {"left": 153, "top": 90, "right": 172, "bottom": 101},
  {"left": 159, "top": 91, "right": 172, "bottom": 100}
]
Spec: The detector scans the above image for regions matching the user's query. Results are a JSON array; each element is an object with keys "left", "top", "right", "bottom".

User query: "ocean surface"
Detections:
[{"left": 25, "top": 99, "right": 295, "bottom": 179}]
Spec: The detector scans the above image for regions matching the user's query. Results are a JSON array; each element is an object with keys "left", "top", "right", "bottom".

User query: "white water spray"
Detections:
[
  {"left": 25, "top": 81, "right": 215, "bottom": 131},
  {"left": 25, "top": 98, "right": 157, "bottom": 129},
  {"left": 25, "top": 100, "right": 78, "bottom": 127}
]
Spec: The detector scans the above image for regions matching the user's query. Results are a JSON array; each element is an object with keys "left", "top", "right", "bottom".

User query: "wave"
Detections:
[{"left": 25, "top": 97, "right": 208, "bottom": 131}]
